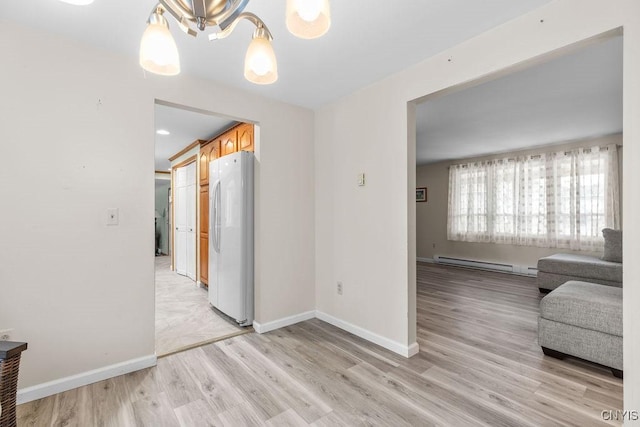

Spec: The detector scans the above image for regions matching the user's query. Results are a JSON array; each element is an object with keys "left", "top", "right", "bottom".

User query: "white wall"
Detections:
[
  {"left": 0, "top": 20, "right": 315, "bottom": 392},
  {"left": 315, "top": 0, "right": 640, "bottom": 410},
  {"left": 416, "top": 134, "right": 623, "bottom": 266}
]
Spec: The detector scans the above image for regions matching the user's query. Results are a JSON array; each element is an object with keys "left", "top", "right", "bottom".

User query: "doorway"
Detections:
[
  {"left": 410, "top": 32, "right": 623, "bottom": 418},
  {"left": 154, "top": 101, "right": 256, "bottom": 356}
]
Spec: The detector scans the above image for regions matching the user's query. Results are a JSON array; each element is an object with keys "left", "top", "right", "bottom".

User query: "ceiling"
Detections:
[
  {"left": 416, "top": 36, "right": 623, "bottom": 165},
  {"left": 154, "top": 104, "right": 236, "bottom": 171},
  {"left": 0, "top": 0, "right": 552, "bottom": 109}
]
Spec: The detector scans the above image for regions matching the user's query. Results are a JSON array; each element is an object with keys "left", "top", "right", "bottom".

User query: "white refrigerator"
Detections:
[{"left": 208, "top": 150, "right": 254, "bottom": 326}]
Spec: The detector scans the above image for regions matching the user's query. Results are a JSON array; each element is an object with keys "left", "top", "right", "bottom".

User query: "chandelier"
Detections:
[{"left": 138, "top": 0, "right": 331, "bottom": 84}]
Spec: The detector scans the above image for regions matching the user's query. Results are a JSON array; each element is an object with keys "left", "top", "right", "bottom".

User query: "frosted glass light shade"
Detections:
[
  {"left": 244, "top": 36, "right": 278, "bottom": 85},
  {"left": 286, "top": 0, "right": 331, "bottom": 39},
  {"left": 59, "top": 0, "right": 94, "bottom": 4},
  {"left": 139, "top": 21, "right": 180, "bottom": 76}
]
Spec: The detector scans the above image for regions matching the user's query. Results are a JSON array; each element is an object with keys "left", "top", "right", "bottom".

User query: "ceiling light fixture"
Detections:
[
  {"left": 156, "top": 129, "right": 171, "bottom": 135},
  {"left": 286, "top": 0, "right": 331, "bottom": 39},
  {"left": 139, "top": 0, "right": 331, "bottom": 85}
]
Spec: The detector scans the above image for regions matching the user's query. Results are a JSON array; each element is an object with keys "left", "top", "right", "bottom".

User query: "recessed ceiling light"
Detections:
[
  {"left": 156, "top": 129, "right": 170, "bottom": 135},
  {"left": 59, "top": 0, "right": 95, "bottom": 5}
]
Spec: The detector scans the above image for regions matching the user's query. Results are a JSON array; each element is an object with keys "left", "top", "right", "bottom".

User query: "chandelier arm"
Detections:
[
  {"left": 208, "top": 12, "right": 273, "bottom": 41},
  {"left": 178, "top": 16, "right": 198, "bottom": 37},
  {"left": 158, "top": 0, "right": 198, "bottom": 36},
  {"left": 159, "top": 0, "right": 196, "bottom": 24},
  {"left": 208, "top": 0, "right": 250, "bottom": 27}
]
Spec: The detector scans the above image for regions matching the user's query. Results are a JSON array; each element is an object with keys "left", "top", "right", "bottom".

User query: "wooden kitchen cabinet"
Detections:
[
  {"left": 199, "top": 236, "right": 208, "bottom": 284},
  {"left": 237, "top": 122, "right": 254, "bottom": 152},
  {"left": 221, "top": 129, "right": 237, "bottom": 156},
  {"left": 199, "top": 144, "right": 212, "bottom": 185}
]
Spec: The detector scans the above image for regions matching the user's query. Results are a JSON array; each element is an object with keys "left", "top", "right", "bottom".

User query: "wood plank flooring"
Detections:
[
  {"left": 17, "top": 263, "right": 622, "bottom": 426},
  {"left": 155, "top": 256, "right": 249, "bottom": 356}
]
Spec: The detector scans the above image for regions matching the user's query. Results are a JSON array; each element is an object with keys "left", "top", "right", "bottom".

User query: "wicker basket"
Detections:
[{"left": 0, "top": 342, "right": 27, "bottom": 427}]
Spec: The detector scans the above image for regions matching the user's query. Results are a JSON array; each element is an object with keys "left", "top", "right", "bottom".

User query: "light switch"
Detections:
[
  {"left": 357, "top": 173, "right": 365, "bottom": 186},
  {"left": 107, "top": 208, "right": 119, "bottom": 226}
]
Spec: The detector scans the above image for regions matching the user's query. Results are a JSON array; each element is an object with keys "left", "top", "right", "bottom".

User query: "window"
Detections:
[{"left": 447, "top": 145, "right": 619, "bottom": 251}]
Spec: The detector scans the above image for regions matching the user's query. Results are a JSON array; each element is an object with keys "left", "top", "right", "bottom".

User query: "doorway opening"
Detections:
[
  {"left": 410, "top": 31, "right": 623, "bottom": 419},
  {"left": 154, "top": 100, "right": 257, "bottom": 356}
]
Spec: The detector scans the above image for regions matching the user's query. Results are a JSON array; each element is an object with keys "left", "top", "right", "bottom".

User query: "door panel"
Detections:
[
  {"left": 238, "top": 123, "right": 254, "bottom": 152},
  {"left": 174, "top": 162, "right": 196, "bottom": 280},
  {"left": 175, "top": 184, "right": 187, "bottom": 275},
  {"left": 200, "top": 187, "right": 209, "bottom": 238},
  {"left": 199, "top": 145, "right": 211, "bottom": 185},
  {"left": 186, "top": 162, "right": 196, "bottom": 280},
  {"left": 208, "top": 159, "right": 220, "bottom": 308},
  {"left": 221, "top": 130, "right": 237, "bottom": 156},
  {"left": 216, "top": 154, "right": 244, "bottom": 321},
  {"left": 200, "top": 236, "right": 208, "bottom": 283}
]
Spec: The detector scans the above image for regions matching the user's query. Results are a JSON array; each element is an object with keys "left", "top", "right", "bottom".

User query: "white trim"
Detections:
[
  {"left": 315, "top": 311, "right": 419, "bottom": 358},
  {"left": 253, "top": 310, "right": 316, "bottom": 334},
  {"left": 17, "top": 355, "right": 157, "bottom": 405},
  {"left": 416, "top": 257, "right": 435, "bottom": 263},
  {"left": 407, "top": 342, "right": 420, "bottom": 357}
]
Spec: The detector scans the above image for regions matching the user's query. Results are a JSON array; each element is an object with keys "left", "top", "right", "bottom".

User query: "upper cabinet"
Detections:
[
  {"left": 199, "top": 144, "right": 212, "bottom": 185},
  {"left": 199, "top": 139, "right": 221, "bottom": 186},
  {"left": 237, "top": 123, "right": 254, "bottom": 153},
  {"left": 221, "top": 130, "right": 237, "bottom": 157}
]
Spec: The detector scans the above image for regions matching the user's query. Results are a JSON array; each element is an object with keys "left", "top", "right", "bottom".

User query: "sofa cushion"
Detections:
[
  {"left": 602, "top": 228, "right": 622, "bottom": 263},
  {"left": 537, "top": 253, "right": 622, "bottom": 283},
  {"left": 540, "top": 281, "right": 622, "bottom": 337}
]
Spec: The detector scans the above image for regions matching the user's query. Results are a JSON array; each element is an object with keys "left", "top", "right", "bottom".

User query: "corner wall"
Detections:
[
  {"left": 314, "top": 0, "right": 640, "bottom": 410},
  {"left": 0, "top": 20, "right": 315, "bottom": 393}
]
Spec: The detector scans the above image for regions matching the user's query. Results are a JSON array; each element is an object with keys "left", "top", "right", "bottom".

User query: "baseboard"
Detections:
[
  {"left": 253, "top": 310, "right": 316, "bottom": 334},
  {"left": 416, "top": 257, "right": 435, "bottom": 263},
  {"left": 315, "top": 311, "right": 419, "bottom": 358},
  {"left": 17, "top": 355, "right": 157, "bottom": 405},
  {"left": 407, "top": 342, "right": 420, "bottom": 357}
]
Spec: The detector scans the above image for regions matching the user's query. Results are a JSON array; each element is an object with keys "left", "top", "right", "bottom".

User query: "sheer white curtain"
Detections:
[{"left": 447, "top": 145, "right": 619, "bottom": 251}]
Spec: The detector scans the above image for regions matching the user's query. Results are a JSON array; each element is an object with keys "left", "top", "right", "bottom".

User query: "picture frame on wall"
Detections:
[{"left": 416, "top": 187, "right": 427, "bottom": 202}]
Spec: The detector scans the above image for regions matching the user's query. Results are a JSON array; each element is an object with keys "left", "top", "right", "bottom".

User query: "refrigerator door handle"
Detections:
[
  {"left": 216, "top": 180, "right": 222, "bottom": 253},
  {"left": 212, "top": 179, "right": 221, "bottom": 253}
]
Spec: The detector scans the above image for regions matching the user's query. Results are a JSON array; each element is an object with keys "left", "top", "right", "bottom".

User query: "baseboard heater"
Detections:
[{"left": 433, "top": 255, "right": 537, "bottom": 277}]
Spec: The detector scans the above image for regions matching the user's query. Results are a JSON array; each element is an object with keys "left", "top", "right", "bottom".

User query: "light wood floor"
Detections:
[
  {"left": 155, "top": 256, "right": 248, "bottom": 356},
  {"left": 17, "top": 263, "right": 622, "bottom": 426}
]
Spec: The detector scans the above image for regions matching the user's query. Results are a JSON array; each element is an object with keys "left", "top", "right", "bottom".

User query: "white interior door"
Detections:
[
  {"left": 174, "top": 162, "right": 196, "bottom": 280},
  {"left": 175, "top": 167, "right": 187, "bottom": 275},
  {"left": 186, "top": 162, "right": 196, "bottom": 280}
]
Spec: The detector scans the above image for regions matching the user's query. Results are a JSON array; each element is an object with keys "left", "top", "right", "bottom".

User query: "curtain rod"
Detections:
[{"left": 446, "top": 144, "right": 618, "bottom": 169}]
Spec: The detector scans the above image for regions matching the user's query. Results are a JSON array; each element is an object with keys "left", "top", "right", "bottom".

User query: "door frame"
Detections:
[{"left": 171, "top": 155, "right": 197, "bottom": 273}]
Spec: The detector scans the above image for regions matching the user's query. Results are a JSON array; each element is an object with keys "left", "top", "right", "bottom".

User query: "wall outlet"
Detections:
[
  {"left": 433, "top": 243, "right": 436, "bottom": 248},
  {"left": 0, "top": 329, "right": 14, "bottom": 341},
  {"left": 357, "top": 173, "right": 366, "bottom": 186},
  {"left": 337, "top": 281, "right": 343, "bottom": 295}
]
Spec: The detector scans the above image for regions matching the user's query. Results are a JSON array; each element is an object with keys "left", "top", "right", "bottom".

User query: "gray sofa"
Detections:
[
  {"left": 538, "top": 280, "right": 622, "bottom": 378},
  {"left": 537, "top": 228, "right": 622, "bottom": 292},
  {"left": 537, "top": 228, "right": 623, "bottom": 377},
  {"left": 536, "top": 253, "right": 622, "bottom": 292}
]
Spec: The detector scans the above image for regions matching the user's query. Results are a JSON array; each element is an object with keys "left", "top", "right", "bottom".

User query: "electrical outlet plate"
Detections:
[
  {"left": 337, "top": 281, "right": 343, "bottom": 295},
  {"left": 0, "top": 329, "right": 14, "bottom": 341}
]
